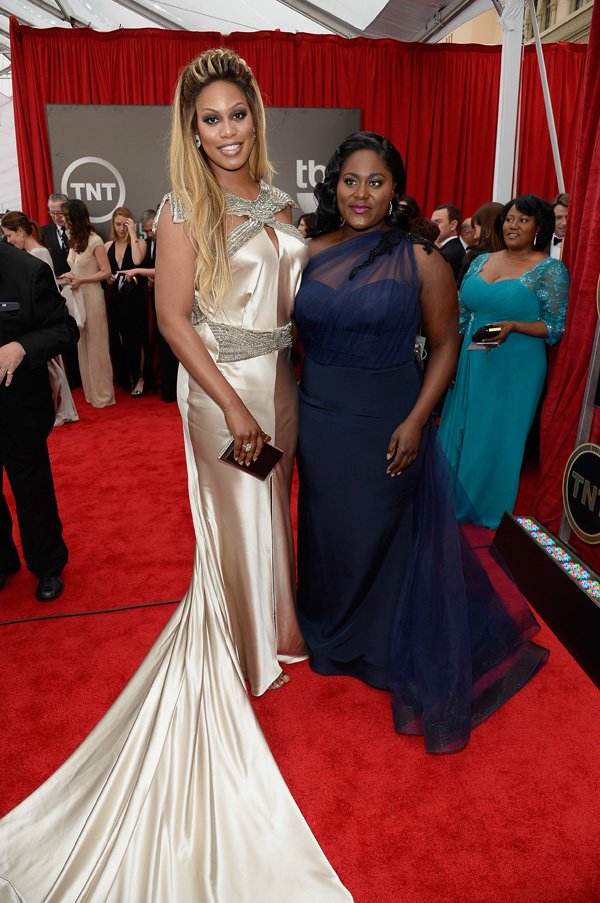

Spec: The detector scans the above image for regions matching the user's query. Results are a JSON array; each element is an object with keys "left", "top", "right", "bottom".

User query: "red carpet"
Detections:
[{"left": 1, "top": 388, "right": 600, "bottom": 902}]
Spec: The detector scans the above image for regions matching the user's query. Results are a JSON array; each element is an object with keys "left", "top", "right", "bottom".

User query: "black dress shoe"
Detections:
[{"left": 36, "top": 575, "right": 64, "bottom": 602}]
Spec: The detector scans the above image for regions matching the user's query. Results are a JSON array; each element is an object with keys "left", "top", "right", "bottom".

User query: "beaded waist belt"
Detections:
[{"left": 200, "top": 319, "right": 294, "bottom": 362}]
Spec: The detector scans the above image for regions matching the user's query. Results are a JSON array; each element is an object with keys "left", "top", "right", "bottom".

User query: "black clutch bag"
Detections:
[
  {"left": 218, "top": 439, "right": 284, "bottom": 481},
  {"left": 113, "top": 274, "right": 138, "bottom": 296},
  {"left": 472, "top": 324, "right": 502, "bottom": 343}
]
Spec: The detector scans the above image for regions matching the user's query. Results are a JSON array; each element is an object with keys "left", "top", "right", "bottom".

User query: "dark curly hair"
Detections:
[
  {"left": 312, "top": 132, "right": 408, "bottom": 236},
  {"left": 495, "top": 194, "right": 555, "bottom": 251}
]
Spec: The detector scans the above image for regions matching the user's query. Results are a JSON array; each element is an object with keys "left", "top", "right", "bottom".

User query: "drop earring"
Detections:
[
  {"left": 388, "top": 199, "right": 393, "bottom": 215},
  {"left": 194, "top": 134, "right": 201, "bottom": 149}
]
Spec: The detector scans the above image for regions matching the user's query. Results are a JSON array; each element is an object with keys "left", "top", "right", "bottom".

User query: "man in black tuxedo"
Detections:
[
  {"left": 542, "top": 192, "right": 569, "bottom": 260},
  {"left": 0, "top": 242, "right": 79, "bottom": 601},
  {"left": 431, "top": 203, "right": 465, "bottom": 283},
  {"left": 41, "top": 192, "right": 70, "bottom": 276},
  {"left": 41, "top": 192, "right": 81, "bottom": 388}
]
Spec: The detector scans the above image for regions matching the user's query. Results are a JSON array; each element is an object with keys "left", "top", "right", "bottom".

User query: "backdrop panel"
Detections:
[
  {"left": 10, "top": 20, "right": 587, "bottom": 227},
  {"left": 45, "top": 104, "right": 360, "bottom": 237}
]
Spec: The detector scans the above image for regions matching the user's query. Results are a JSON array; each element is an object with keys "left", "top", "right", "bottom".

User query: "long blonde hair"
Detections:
[{"left": 170, "top": 48, "right": 273, "bottom": 315}]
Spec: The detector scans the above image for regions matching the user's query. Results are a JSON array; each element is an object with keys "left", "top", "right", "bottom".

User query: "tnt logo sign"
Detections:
[
  {"left": 563, "top": 443, "right": 600, "bottom": 544},
  {"left": 61, "top": 157, "right": 126, "bottom": 224},
  {"left": 296, "top": 159, "right": 326, "bottom": 212}
]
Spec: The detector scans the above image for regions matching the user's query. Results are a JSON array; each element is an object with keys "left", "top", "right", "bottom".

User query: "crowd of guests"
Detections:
[
  {"left": 0, "top": 197, "right": 180, "bottom": 604},
  {"left": 1, "top": 195, "right": 178, "bottom": 418}
]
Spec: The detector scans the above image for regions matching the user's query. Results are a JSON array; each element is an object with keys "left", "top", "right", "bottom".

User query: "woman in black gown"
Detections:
[
  {"left": 294, "top": 132, "right": 548, "bottom": 753},
  {"left": 105, "top": 206, "right": 156, "bottom": 396}
]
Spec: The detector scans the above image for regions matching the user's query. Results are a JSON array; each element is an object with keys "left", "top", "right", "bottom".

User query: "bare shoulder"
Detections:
[
  {"left": 412, "top": 241, "right": 447, "bottom": 277},
  {"left": 274, "top": 205, "right": 293, "bottom": 225},
  {"left": 157, "top": 203, "right": 193, "bottom": 248},
  {"left": 531, "top": 251, "right": 548, "bottom": 265},
  {"left": 155, "top": 203, "right": 196, "bottom": 278},
  {"left": 307, "top": 231, "right": 342, "bottom": 259}
]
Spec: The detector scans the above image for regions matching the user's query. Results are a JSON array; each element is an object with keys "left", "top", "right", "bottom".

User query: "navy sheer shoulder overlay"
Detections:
[
  {"left": 295, "top": 229, "right": 549, "bottom": 754},
  {"left": 295, "top": 230, "right": 420, "bottom": 369}
]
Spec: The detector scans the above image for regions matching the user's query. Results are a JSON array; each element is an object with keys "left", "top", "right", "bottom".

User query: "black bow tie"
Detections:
[{"left": 553, "top": 236, "right": 563, "bottom": 245}]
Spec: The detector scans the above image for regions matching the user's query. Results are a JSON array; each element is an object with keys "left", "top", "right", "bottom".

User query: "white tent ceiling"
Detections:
[
  {"left": 0, "top": 0, "right": 497, "bottom": 210},
  {"left": 0, "top": 0, "right": 496, "bottom": 53}
]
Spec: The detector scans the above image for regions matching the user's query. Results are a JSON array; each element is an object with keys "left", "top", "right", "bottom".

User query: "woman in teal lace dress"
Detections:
[{"left": 438, "top": 194, "right": 569, "bottom": 529}]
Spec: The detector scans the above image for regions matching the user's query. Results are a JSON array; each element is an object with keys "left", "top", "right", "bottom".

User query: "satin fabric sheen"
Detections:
[
  {"left": 0, "top": 222, "right": 352, "bottom": 901},
  {"left": 187, "top": 227, "right": 308, "bottom": 696}
]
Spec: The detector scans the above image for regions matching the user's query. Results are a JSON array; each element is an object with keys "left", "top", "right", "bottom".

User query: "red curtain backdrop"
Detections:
[
  {"left": 10, "top": 20, "right": 586, "bottom": 228},
  {"left": 533, "top": 1, "right": 600, "bottom": 568}
]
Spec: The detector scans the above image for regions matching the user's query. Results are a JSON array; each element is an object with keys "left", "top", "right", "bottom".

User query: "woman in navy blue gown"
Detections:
[{"left": 294, "top": 133, "right": 548, "bottom": 753}]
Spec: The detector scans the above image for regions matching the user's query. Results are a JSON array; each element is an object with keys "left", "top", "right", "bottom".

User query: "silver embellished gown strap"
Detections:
[{"left": 154, "top": 180, "right": 304, "bottom": 253}]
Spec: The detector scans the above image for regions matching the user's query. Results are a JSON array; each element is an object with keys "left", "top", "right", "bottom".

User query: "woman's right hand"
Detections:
[
  {"left": 125, "top": 218, "right": 138, "bottom": 240},
  {"left": 224, "top": 402, "right": 265, "bottom": 466},
  {"left": 386, "top": 418, "right": 422, "bottom": 476}
]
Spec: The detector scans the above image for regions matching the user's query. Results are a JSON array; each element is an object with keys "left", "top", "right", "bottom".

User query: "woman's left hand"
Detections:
[
  {"left": 125, "top": 218, "right": 138, "bottom": 240},
  {"left": 386, "top": 419, "right": 422, "bottom": 476},
  {"left": 119, "top": 269, "right": 137, "bottom": 282},
  {"left": 70, "top": 277, "right": 83, "bottom": 290},
  {"left": 482, "top": 321, "right": 514, "bottom": 352}
]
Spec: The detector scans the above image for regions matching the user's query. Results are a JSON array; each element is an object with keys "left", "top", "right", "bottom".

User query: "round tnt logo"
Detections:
[
  {"left": 563, "top": 443, "right": 600, "bottom": 544},
  {"left": 61, "top": 157, "right": 126, "bottom": 224}
]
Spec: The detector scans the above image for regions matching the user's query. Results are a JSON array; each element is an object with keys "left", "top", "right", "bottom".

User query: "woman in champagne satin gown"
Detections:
[
  {"left": 62, "top": 200, "right": 115, "bottom": 409},
  {"left": 0, "top": 50, "right": 352, "bottom": 903}
]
